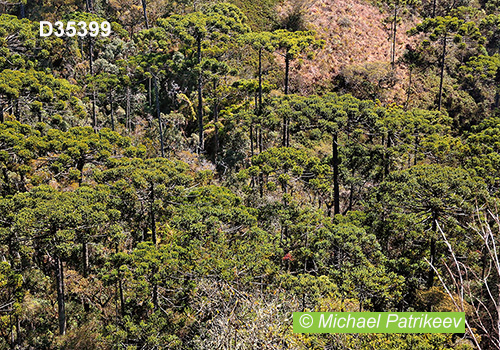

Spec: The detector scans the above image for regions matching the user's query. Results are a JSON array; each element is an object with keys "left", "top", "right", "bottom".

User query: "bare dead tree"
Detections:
[{"left": 427, "top": 210, "right": 500, "bottom": 350}]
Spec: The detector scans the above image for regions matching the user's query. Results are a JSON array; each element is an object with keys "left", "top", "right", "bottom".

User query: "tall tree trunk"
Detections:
[
  {"left": 348, "top": 167, "right": 355, "bottom": 212},
  {"left": 432, "top": 0, "right": 437, "bottom": 17},
  {"left": 427, "top": 211, "right": 438, "bottom": 288},
  {"left": 76, "top": 158, "right": 85, "bottom": 185},
  {"left": 89, "top": 38, "right": 97, "bottom": 131},
  {"left": 251, "top": 93, "right": 257, "bottom": 160},
  {"left": 1, "top": 102, "right": 4, "bottom": 123},
  {"left": 213, "top": 80, "right": 219, "bottom": 163},
  {"left": 284, "top": 54, "right": 290, "bottom": 95},
  {"left": 82, "top": 239, "right": 90, "bottom": 312},
  {"left": 126, "top": 85, "right": 131, "bottom": 131},
  {"left": 150, "top": 184, "right": 156, "bottom": 244},
  {"left": 414, "top": 135, "right": 418, "bottom": 166},
  {"left": 258, "top": 127, "right": 263, "bottom": 153},
  {"left": 384, "top": 132, "right": 392, "bottom": 177},
  {"left": 437, "top": 35, "right": 447, "bottom": 112},
  {"left": 119, "top": 277, "right": 125, "bottom": 317},
  {"left": 152, "top": 266, "right": 158, "bottom": 311},
  {"left": 258, "top": 47, "right": 263, "bottom": 114},
  {"left": 110, "top": 90, "right": 115, "bottom": 131},
  {"left": 250, "top": 123, "right": 254, "bottom": 158},
  {"left": 150, "top": 183, "right": 159, "bottom": 312},
  {"left": 326, "top": 202, "right": 332, "bottom": 217},
  {"left": 148, "top": 74, "right": 152, "bottom": 109},
  {"left": 14, "top": 99, "right": 19, "bottom": 121},
  {"left": 332, "top": 133, "right": 340, "bottom": 215},
  {"left": 254, "top": 48, "right": 262, "bottom": 160},
  {"left": 283, "top": 54, "right": 290, "bottom": 147},
  {"left": 197, "top": 37, "right": 204, "bottom": 154},
  {"left": 258, "top": 128, "right": 264, "bottom": 197},
  {"left": 392, "top": 4, "right": 397, "bottom": 67},
  {"left": 286, "top": 119, "right": 290, "bottom": 147},
  {"left": 19, "top": 3, "right": 25, "bottom": 18},
  {"left": 154, "top": 76, "right": 165, "bottom": 158},
  {"left": 55, "top": 256, "right": 66, "bottom": 335},
  {"left": 82, "top": 240, "right": 89, "bottom": 278},
  {"left": 282, "top": 116, "right": 287, "bottom": 147},
  {"left": 140, "top": 0, "right": 149, "bottom": 29},
  {"left": 259, "top": 172, "right": 264, "bottom": 198}
]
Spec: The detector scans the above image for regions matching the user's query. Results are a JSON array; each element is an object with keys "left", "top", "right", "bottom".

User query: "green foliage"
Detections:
[
  {"left": 1, "top": 0, "right": 499, "bottom": 348},
  {"left": 0, "top": 69, "right": 84, "bottom": 124},
  {"left": 462, "top": 116, "right": 500, "bottom": 192},
  {"left": 157, "top": 3, "right": 249, "bottom": 46},
  {"left": 271, "top": 30, "right": 325, "bottom": 61},
  {"left": 408, "top": 16, "right": 487, "bottom": 124},
  {"left": 480, "top": 14, "right": 500, "bottom": 54},
  {"left": 368, "top": 164, "right": 488, "bottom": 305},
  {"left": 409, "top": 16, "right": 485, "bottom": 53},
  {"left": 0, "top": 15, "right": 76, "bottom": 71},
  {"left": 229, "top": 0, "right": 280, "bottom": 30}
]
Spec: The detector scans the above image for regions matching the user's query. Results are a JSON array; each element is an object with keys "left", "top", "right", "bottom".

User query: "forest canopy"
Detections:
[{"left": 0, "top": 0, "right": 500, "bottom": 348}]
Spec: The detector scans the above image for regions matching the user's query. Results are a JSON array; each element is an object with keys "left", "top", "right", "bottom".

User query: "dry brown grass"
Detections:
[{"left": 279, "top": 0, "right": 421, "bottom": 103}]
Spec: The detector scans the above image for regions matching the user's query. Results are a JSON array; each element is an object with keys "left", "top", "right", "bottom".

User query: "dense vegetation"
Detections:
[{"left": 1, "top": 0, "right": 500, "bottom": 348}]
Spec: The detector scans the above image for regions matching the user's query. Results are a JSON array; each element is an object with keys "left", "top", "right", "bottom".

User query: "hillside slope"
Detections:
[{"left": 286, "top": 0, "right": 418, "bottom": 101}]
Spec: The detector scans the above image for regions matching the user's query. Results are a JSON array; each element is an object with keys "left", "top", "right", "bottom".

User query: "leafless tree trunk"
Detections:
[
  {"left": 126, "top": 86, "right": 131, "bottom": 131},
  {"left": 283, "top": 52, "right": 290, "bottom": 147},
  {"left": 154, "top": 76, "right": 165, "bottom": 157},
  {"left": 427, "top": 211, "right": 500, "bottom": 350},
  {"left": 258, "top": 47, "right": 263, "bottom": 113},
  {"left": 89, "top": 38, "right": 97, "bottom": 131},
  {"left": 197, "top": 37, "right": 204, "bottom": 154},
  {"left": 332, "top": 133, "right": 340, "bottom": 215},
  {"left": 391, "top": 3, "right": 398, "bottom": 67},
  {"left": 438, "top": 35, "right": 447, "bottom": 112},
  {"left": 213, "top": 80, "right": 219, "bottom": 163},
  {"left": 110, "top": 90, "right": 115, "bottom": 131}
]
